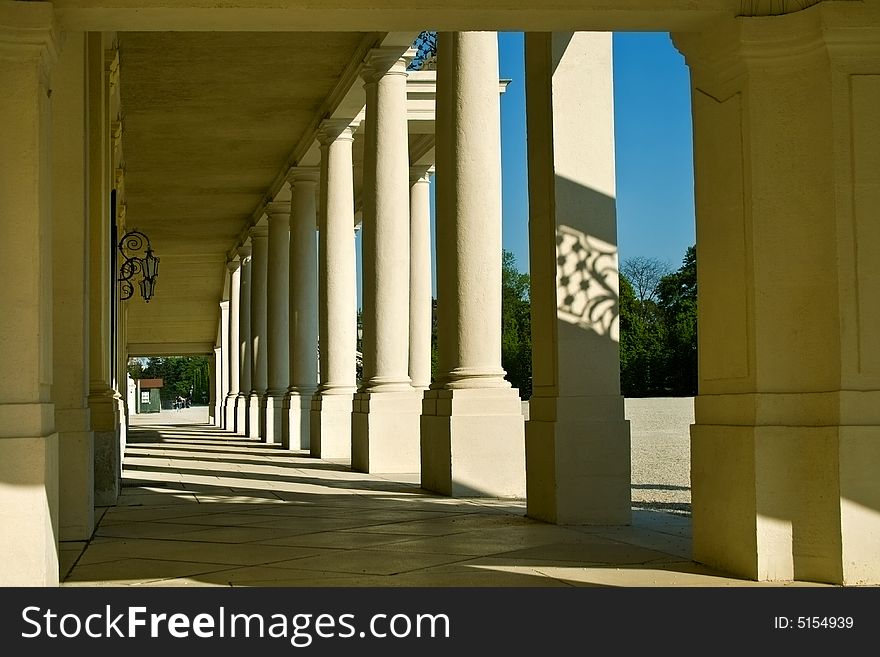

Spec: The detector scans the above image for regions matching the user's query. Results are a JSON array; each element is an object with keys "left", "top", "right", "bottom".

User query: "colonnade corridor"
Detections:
[{"left": 57, "top": 408, "right": 816, "bottom": 587}]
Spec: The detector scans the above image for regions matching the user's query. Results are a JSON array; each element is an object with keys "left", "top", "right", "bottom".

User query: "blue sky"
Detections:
[{"left": 498, "top": 31, "right": 696, "bottom": 275}]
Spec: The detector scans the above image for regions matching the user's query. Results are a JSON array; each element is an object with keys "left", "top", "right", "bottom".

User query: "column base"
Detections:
[
  {"left": 692, "top": 421, "right": 880, "bottom": 585},
  {"left": 263, "top": 392, "right": 285, "bottom": 445},
  {"left": 0, "top": 431, "right": 59, "bottom": 586},
  {"left": 89, "top": 390, "right": 122, "bottom": 507},
  {"left": 222, "top": 394, "right": 236, "bottom": 433},
  {"left": 310, "top": 392, "right": 353, "bottom": 459},
  {"left": 282, "top": 389, "right": 314, "bottom": 451},
  {"left": 525, "top": 394, "right": 631, "bottom": 525},
  {"left": 248, "top": 393, "right": 265, "bottom": 441},
  {"left": 234, "top": 393, "right": 249, "bottom": 436},
  {"left": 56, "top": 407, "right": 94, "bottom": 541},
  {"left": 352, "top": 389, "right": 422, "bottom": 473},
  {"left": 420, "top": 388, "right": 526, "bottom": 497}
]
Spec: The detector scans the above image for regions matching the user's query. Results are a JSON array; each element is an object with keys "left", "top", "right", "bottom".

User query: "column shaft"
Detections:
[
  {"left": 86, "top": 32, "right": 122, "bottom": 507},
  {"left": 235, "top": 244, "right": 252, "bottom": 434},
  {"left": 420, "top": 32, "right": 526, "bottom": 497},
  {"left": 0, "top": 2, "right": 59, "bottom": 585},
  {"left": 224, "top": 260, "right": 241, "bottom": 430},
  {"left": 249, "top": 227, "right": 269, "bottom": 439},
  {"left": 51, "top": 30, "right": 95, "bottom": 542},
  {"left": 523, "top": 32, "right": 630, "bottom": 525},
  {"left": 409, "top": 169, "right": 433, "bottom": 390},
  {"left": 265, "top": 203, "right": 290, "bottom": 444},
  {"left": 284, "top": 169, "right": 319, "bottom": 450},
  {"left": 352, "top": 50, "right": 422, "bottom": 473},
  {"left": 675, "top": 4, "right": 880, "bottom": 584},
  {"left": 311, "top": 121, "right": 357, "bottom": 459}
]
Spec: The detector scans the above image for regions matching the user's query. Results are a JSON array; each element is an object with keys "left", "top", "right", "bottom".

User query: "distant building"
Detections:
[{"left": 136, "top": 379, "right": 163, "bottom": 414}]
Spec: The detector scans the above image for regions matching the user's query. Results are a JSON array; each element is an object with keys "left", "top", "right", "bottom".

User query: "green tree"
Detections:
[
  {"left": 619, "top": 245, "right": 697, "bottom": 397},
  {"left": 130, "top": 355, "right": 211, "bottom": 407},
  {"left": 619, "top": 273, "right": 667, "bottom": 396},
  {"left": 501, "top": 250, "right": 532, "bottom": 399},
  {"left": 656, "top": 245, "right": 697, "bottom": 395}
]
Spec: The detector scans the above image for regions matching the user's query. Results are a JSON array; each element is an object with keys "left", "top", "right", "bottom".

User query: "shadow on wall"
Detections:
[{"left": 555, "top": 226, "right": 619, "bottom": 338}]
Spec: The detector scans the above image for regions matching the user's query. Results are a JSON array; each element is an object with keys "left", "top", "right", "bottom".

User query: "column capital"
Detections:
[
  {"left": 286, "top": 166, "right": 320, "bottom": 187},
  {"left": 226, "top": 258, "right": 241, "bottom": 273},
  {"left": 361, "top": 47, "right": 408, "bottom": 83},
  {"left": 410, "top": 165, "right": 434, "bottom": 185},
  {"left": 236, "top": 242, "right": 252, "bottom": 260},
  {"left": 249, "top": 224, "right": 269, "bottom": 240},
  {"left": 264, "top": 201, "right": 290, "bottom": 219},
  {"left": 317, "top": 119, "right": 356, "bottom": 145}
]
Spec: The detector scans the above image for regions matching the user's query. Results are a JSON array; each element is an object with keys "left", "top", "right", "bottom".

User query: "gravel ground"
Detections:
[
  {"left": 134, "top": 400, "right": 696, "bottom": 515},
  {"left": 626, "top": 396, "right": 694, "bottom": 516}
]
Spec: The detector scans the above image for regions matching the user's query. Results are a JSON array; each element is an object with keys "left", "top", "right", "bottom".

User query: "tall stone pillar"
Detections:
[
  {"left": 217, "top": 300, "right": 229, "bottom": 426},
  {"left": 311, "top": 120, "right": 358, "bottom": 459},
  {"left": 209, "top": 348, "right": 219, "bottom": 424},
  {"left": 409, "top": 167, "right": 433, "bottom": 391},
  {"left": 0, "top": 2, "right": 59, "bottom": 585},
  {"left": 674, "top": 2, "right": 880, "bottom": 585},
  {"left": 86, "top": 33, "right": 122, "bottom": 507},
  {"left": 224, "top": 258, "right": 241, "bottom": 431},
  {"left": 283, "top": 168, "right": 320, "bottom": 450},
  {"left": 249, "top": 226, "right": 269, "bottom": 440},
  {"left": 352, "top": 50, "right": 422, "bottom": 473},
  {"left": 421, "top": 32, "right": 526, "bottom": 497},
  {"left": 523, "top": 32, "right": 630, "bottom": 524},
  {"left": 235, "top": 243, "right": 252, "bottom": 435},
  {"left": 264, "top": 202, "right": 290, "bottom": 444},
  {"left": 50, "top": 30, "right": 95, "bottom": 542}
]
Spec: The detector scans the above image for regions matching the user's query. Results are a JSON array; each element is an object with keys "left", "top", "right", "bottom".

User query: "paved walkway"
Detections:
[{"left": 60, "top": 408, "right": 823, "bottom": 587}]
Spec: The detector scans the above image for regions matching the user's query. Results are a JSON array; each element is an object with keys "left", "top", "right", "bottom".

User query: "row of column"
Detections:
[{"left": 212, "top": 35, "right": 528, "bottom": 496}]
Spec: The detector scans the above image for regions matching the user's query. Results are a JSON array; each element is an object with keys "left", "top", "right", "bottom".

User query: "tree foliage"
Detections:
[
  {"left": 128, "top": 356, "right": 211, "bottom": 407},
  {"left": 502, "top": 250, "right": 532, "bottom": 399},
  {"left": 620, "top": 256, "right": 671, "bottom": 305},
  {"left": 619, "top": 245, "right": 697, "bottom": 396}
]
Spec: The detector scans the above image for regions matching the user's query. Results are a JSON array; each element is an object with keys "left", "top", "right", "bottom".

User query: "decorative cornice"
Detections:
[{"left": 0, "top": 4, "right": 59, "bottom": 85}]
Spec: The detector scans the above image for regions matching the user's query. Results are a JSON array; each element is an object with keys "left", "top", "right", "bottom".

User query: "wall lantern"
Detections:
[{"left": 118, "top": 229, "right": 160, "bottom": 302}]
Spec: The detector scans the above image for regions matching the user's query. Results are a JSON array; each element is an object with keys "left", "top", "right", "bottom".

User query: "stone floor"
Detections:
[{"left": 61, "top": 407, "right": 825, "bottom": 587}]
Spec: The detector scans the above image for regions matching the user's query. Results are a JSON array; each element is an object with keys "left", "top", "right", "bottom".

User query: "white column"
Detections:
[
  {"left": 409, "top": 166, "right": 433, "bottom": 390},
  {"left": 87, "top": 33, "right": 122, "bottom": 508},
  {"left": 216, "top": 300, "right": 229, "bottom": 426},
  {"left": 310, "top": 119, "right": 358, "bottom": 459},
  {"left": 421, "top": 32, "right": 526, "bottom": 497},
  {"left": 352, "top": 49, "right": 422, "bottom": 473},
  {"left": 249, "top": 225, "right": 269, "bottom": 440},
  {"left": 523, "top": 32, "right": 630, "bottom": 524},
  {"left": 224, "top": 258, "right": 241, "bottom": 431},
  {"left": 210, "top": 347, "right": 220, "bottom": 424},
  {"left": 675, "top": 5, "right": 880, "bottom": 584},
  {"left": 235, "top": 243, "right": 252, "bottom": 435},
  {"left": 283, "top": 167, "right": 320, "bottom": 450},
  {"left": 51, "top": 30, "right": 95, "bottom": 543},
  {"left": 0, "top": 2, "right": 59, "bottom": 585},
  {"left": 264, "top": 202, "right": 290, "bottom": 444}
]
